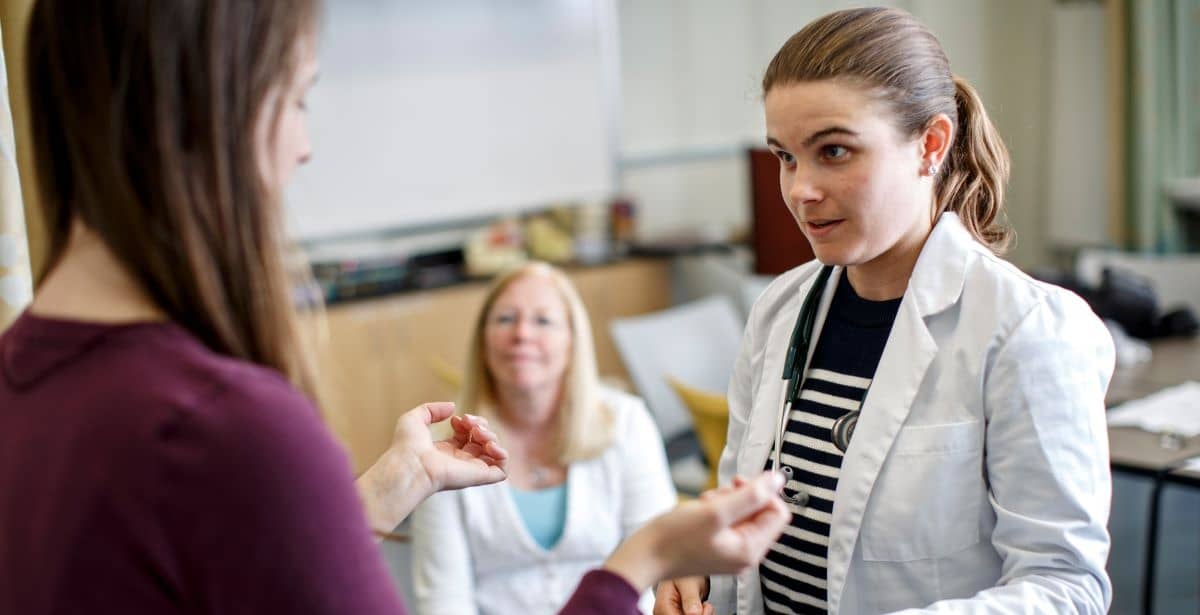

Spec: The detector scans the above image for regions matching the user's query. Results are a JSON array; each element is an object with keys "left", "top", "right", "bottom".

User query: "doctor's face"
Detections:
[
  {"left": 484, "top": 274, "right": 573, "bottom": 400},
  {"left": 765, "top": 79, "right": 933, "bottom": 269}
]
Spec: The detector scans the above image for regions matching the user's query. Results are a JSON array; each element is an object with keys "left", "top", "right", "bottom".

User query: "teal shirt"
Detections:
[{"left": 510, "top": 483, "right": 568, "bottom": 550}]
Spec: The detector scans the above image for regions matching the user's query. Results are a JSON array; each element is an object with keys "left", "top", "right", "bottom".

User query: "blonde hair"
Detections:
[
  {"left": 763, "top": 7, "right": 1012, "bottom": 253},
  {"left": 459, "top": 262, "right": 614, "bottom": 464}
]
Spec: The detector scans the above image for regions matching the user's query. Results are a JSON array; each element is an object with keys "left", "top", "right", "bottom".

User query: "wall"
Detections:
[
  {"left": 2, "top": 1, "right": 1111, "bottom": 271},
  {"left": 287, "top": 0, "right": 621, "bottom": 241},
  {"left": 617, "top": 0, "right": 1108, "bottom": 269},
  {"left": 0, "top": 0, "right": 40, "bottom": 277}
]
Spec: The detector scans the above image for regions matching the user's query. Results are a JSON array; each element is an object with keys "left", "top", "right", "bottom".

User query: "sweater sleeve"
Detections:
[
  {"left": 157, "top": 368, "right": 407, "bottom": 615},
  {"left": 558, "top": 570, "right": 641, "bottom": 615}
]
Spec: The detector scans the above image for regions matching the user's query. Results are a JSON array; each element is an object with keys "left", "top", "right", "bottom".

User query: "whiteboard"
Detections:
[{"left": 286, "top": 0, "right": 618, "bottom": 241}]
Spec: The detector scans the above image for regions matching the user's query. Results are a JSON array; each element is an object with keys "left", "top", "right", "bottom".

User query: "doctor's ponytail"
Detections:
[
  {"left": 763, "top": 7, "right": 1013, "bottom": 254},
  {"left": 938, "top": 76, "right": 1011, "bottom": 253}
]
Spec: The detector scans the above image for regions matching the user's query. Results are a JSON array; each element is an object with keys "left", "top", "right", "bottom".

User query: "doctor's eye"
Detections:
[{"left": 819, "top": 144, "right": 850, "bottom": 162}]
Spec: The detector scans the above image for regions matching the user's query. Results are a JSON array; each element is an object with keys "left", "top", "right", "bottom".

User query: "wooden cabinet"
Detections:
[
  {"left": 315, "top": 259, "right": 672, "bottom": 473},
  {"left": 748, "top": 148, "right": 814, "bottom": 274}
]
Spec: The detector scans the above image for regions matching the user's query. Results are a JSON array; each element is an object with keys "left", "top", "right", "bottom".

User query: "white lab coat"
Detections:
[
  {"left": 411, "top": 388, "right": 675, "bottom": 615},
  {"left": 710, "top": 213, "right": 1114, "bottom": 614}
]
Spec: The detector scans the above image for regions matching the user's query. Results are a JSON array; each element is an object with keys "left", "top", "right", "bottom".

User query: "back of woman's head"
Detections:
[
  {"left": 26, "top": 0, "right": 322, "bottom": 394},
  {"left": 763, "top": 7, "right": 1012, "bottom": 252}
]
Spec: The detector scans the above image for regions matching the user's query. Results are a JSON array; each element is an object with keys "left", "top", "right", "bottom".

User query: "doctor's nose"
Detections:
[{"left": 786, "top": 169, "right": 823, "bottom": 208}]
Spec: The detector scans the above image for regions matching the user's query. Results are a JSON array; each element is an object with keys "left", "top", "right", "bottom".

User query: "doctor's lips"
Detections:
[{"left": 804, "top": 218, "right": 844, "bottom": 237}]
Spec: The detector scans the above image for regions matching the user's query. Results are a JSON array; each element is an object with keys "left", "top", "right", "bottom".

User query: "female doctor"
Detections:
[{"left": 654, "top": 7, "right": 1114, "bottom": 615}]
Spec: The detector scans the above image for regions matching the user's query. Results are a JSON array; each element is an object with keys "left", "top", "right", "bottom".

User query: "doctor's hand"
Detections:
[
  {"left": 605, "top": 471, "right": 789, "bottom": 597},
  {"left": 653, "top": 576, "right": 710, "bottom": 615}
]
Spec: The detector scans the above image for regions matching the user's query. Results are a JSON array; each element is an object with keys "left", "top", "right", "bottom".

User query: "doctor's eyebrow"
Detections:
[
  {"left": 767, "top": 126, "right": 859, "bottom": 150},
  {"left": 802, "top": 126, "right": 858, "bottom": 147}
]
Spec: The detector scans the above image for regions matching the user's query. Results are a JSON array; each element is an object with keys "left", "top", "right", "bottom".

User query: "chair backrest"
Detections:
[
  {"left": 667, "top": 378, "right": 728, "bottom": 490},
  {"left": 610, "top": 295, "right": 744, "bottom": 441},
  {"left": 1076, "top": 249, "right": 1200, "bottom": 312},
  {"left": 740, "top": 274, "right": 774, "bottom": 317}
]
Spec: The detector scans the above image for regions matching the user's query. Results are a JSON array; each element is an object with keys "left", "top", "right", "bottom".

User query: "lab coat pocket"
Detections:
[{"left": 861, "top": 420, "right": 984, "bottom": 562}]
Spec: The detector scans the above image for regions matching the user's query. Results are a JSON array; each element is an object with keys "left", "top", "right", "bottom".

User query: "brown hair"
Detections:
[
  {"left": 763, "top": 7, "right": 1012, "bottom": 252},
  {"left": 459, "top": 262, "right": 614, "bottom": 465},
  {"left": 25, "top": 0, "right": 323, "bottom": 397}
]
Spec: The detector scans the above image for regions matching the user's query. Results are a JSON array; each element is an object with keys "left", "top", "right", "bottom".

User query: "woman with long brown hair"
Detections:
[
  {"left": 656, "top": 7, "right": 1113, "bottom": 615},
  {"left": 0, "top": 1, "right": 790, "bottom": 614}
]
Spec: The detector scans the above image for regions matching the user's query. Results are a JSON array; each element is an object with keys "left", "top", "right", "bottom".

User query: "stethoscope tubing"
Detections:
[{"left": 772, "top": 264, "right": 862, "bottom": 506}]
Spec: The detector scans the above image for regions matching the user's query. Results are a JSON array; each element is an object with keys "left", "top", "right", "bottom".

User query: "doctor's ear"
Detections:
[{"left": 918, "top": 113, "right": 954, "bottom": 177}]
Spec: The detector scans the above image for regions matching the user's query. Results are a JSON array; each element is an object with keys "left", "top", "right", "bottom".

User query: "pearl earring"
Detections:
[{"left": 928, "top": 163, "right": 939, "bottom": 176}]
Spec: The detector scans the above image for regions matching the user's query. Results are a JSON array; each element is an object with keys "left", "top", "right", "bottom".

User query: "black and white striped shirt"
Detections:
[{"left": 761, "top": 273, "right": 901, "bottom": 615}]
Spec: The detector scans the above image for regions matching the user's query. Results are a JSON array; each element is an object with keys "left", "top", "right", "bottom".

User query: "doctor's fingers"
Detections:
[
  {"left": 675, "top": 578, "right": 709, "bottom": 615},
  {"left": 652, "top": 578, "right": 703, "bottom": 615}
]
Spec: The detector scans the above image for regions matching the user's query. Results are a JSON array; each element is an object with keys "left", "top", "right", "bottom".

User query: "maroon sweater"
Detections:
[{"left": 0, "top": 312, "right": 637, "bottom": 614}]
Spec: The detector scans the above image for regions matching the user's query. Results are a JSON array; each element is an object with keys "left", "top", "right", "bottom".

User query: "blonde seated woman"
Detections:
[{"left": 411, "top": 262, "right": 677, "bottom": 615}]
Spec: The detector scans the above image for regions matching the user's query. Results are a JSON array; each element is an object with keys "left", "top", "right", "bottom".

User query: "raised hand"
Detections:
[
  {"left": 397, "top": 402, "right": 509, "bottom": 492},
  {"left": 357, "top": 402, "right": 509, "bottom": 534}
]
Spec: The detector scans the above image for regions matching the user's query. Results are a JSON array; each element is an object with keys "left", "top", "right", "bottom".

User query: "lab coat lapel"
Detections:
[
  {"left": 745, "top": 265, "right": 841, "bottom": 476},
  {"left": 736, "top": 264, "right": 840, "bottom": 615},
  {"left": 824, "top": 213, "right": 970, "bottom": 614}
]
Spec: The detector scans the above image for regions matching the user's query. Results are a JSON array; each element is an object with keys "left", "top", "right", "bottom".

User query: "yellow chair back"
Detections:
[{"left": 667, "top": 378, "right": 729, "bottom": 491}]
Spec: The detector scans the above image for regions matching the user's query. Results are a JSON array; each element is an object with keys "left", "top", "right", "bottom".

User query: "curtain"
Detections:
[
  {"left": 1124, "top": 0, "right": 1200, "bottom": 251},
  {"left": 0, "top": 21, "right": 32, "bottom": 328}
]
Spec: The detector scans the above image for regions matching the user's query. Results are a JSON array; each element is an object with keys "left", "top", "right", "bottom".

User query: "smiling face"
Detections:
[
  {"left": 765, "top": 79, "right": 936, "bottom": 274},
  {"left": 483, "top": 273, "right": 573, "bottom": 402}
]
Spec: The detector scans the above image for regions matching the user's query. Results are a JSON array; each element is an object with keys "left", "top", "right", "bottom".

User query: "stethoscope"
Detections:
[{"left": 771, "top": 264, "right": 865, "bottom": 507}]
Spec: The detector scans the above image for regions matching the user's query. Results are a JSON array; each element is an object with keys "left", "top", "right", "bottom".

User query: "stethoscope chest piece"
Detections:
[
  {"left": 830, "top": 410, "right": 860, "bottom": 453},
  {"left": 781, "top": 485, "right": 809, "bottom": 508},
  {"left": 777, "top": 466, "right": 809, "bottom": 507}
]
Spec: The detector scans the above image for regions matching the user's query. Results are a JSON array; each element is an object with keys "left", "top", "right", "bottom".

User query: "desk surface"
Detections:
[
  {"left": 1106, "top": 337, "right": 1200, "bottom": 406},
  {"left": 1106, "top": 336, "right": 1200, "bottom": 475},
  {"left": 1109, "top": 427, "right": 1200, "bottom": 474}
]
